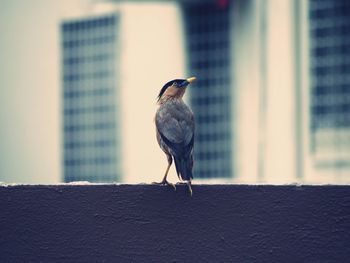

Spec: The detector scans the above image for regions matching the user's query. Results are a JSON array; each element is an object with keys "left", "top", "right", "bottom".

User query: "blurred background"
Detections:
[{"left": 0, "top": 0, "right": 349, "bottom": 185}]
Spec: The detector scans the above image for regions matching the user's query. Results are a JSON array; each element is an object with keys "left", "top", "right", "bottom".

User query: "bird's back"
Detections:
[
  {"left": 156, "top": 99, "right": 194, "bottom": 180},
  {"left": 156, "top": 100, "right": 194, "bottom": 147}
]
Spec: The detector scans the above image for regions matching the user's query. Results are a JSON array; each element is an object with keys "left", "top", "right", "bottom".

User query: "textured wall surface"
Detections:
[{"left": 0, "top": 184, "right": 349, "bottom": 262}]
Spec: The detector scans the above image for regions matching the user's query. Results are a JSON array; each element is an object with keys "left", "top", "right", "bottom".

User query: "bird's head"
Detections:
[{"left": 157, "top": 77, "right": 196, "bottom": 103}]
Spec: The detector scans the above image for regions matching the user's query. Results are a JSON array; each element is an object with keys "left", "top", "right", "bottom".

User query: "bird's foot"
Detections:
[
  {"left": 152, "top": 179, "right": 176, "bottom": 191},
  {"left": 187, "top": 182, "right": 193, "bottom": 197}
]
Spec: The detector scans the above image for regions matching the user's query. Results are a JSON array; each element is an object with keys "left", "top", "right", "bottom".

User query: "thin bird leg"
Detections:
[
  {"left": 153, "top": 154, "right": 176, "bottom": 191},
  {"left": 162, "top": 161, "right": 172, "bottom": 181},
  {"left": 187, "top": 180, "right": 193, "bottom": 197}
]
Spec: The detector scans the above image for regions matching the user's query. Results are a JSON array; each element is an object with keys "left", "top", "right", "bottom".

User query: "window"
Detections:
[
  {"left": 182, "top": 2, "right": 233, "bottom": 179},
  {"left": 61, "top": 14, "right": 121, "bottom": 183},
  {"left": 309, "top": 0, "right": 350, "bottom": 170}
]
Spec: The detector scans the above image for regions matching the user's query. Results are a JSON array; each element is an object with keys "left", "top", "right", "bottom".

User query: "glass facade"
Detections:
[
  {"left": 182, "top": 2, "right": 233, "bottom": 179},
  {"left": 61, "top": 14, "right": 121, "bottom": 182},
  {"left": 309, "top": 0, "right": 350, "bottom": 168}
]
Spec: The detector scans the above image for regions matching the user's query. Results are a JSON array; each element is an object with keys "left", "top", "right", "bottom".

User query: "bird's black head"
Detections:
[{"left": 157, "top": 77, "right": 196, "bottom": 102}]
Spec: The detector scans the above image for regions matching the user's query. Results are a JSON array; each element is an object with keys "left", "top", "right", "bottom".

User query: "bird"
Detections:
[{"left": 154, "top": 77, "right": 196, "bottom": 196}]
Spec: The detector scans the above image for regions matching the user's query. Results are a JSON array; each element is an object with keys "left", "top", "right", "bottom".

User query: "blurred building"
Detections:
[
  {"left": 61, "top": 14, "right": 121, "bottom": 183},
  {"left": 308, "top": 0, "right": 350, "bottom": 182},
  {"left": 57, "top": 0, "right": 350, "bottom": 185},
  {"left": 2, "top": 0, "right": 350, "bottom": 184},
  {"left": 60, "top": 2, "right": 185, "bottom": 184},
  {"left": 181, "top": 1, "right": 234, "bottom": 180},
  {"left": 60, "top": 1, "right": 235, "bottom": 183}
]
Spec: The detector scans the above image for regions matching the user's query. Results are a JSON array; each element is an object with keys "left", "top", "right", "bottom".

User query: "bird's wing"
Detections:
[{"left": 156, "top": 103, "right": 194, "bottom": 157}]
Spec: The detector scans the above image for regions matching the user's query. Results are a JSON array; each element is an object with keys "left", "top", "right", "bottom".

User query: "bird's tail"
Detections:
[{"left": 174, "top": 156, "right": 193, "bottom": 181}]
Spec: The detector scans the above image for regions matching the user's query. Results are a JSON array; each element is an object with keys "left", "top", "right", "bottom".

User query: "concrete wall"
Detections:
[{"left": 0, "top": 184, "right": 349, "bottom": 262}]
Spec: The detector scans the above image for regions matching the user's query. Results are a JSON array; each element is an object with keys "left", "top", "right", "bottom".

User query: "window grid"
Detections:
[
  {"left": 309, "top": 0, "right": 350, "bottom": 165},
  {"left": 61, "top": 14, "right": 120, "bottom": 183},
  {"left": 182, "top": 2, "right": 233, "bottom": 179}
]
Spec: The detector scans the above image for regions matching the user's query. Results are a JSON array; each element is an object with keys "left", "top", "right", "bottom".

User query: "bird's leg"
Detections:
[
  {"left": 153, "top": 154, "right": 176, "bottom": 191},
  {"left": 187, "top": 180, "right": 193, "bottom": 197}
]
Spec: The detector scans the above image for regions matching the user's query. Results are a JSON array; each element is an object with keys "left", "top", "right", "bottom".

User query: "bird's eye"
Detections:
[{"left": 173, "top": 82, "right": 177, "bottom": 86}]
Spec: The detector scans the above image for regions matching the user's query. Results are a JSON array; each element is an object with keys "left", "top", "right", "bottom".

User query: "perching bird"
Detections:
[{"left": 154, "top": 77, "right": 196, "bottom": 196}]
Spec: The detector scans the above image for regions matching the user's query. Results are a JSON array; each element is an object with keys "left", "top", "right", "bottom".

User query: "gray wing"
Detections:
[{"left": 156, "top": 102, "right": 194, "bottom": 157}]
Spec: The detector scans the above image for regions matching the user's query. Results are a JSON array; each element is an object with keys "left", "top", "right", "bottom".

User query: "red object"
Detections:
[{"left": 217, "top": 0, "right": 229, "bottom": 9}]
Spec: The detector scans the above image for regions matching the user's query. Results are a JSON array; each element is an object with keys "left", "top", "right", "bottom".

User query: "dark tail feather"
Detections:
[{"left": 174, "top": 157, "right": 193, "bottom": 181}]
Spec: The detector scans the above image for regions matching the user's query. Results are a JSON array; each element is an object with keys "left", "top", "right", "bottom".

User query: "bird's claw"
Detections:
[
  {"left": 168, "top": 182, "right": 177, "bottom": 191},
  {"left": 187, "top": 182, "right": 193, "bottom": 197},
  {"left": 152, "top": 180, "right": 176, "bottom": 191}
]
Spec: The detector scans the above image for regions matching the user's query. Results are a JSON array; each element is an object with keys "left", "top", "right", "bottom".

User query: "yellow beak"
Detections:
[{"left": 186, "top": 76, "right": 196, "bottom": 83}]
